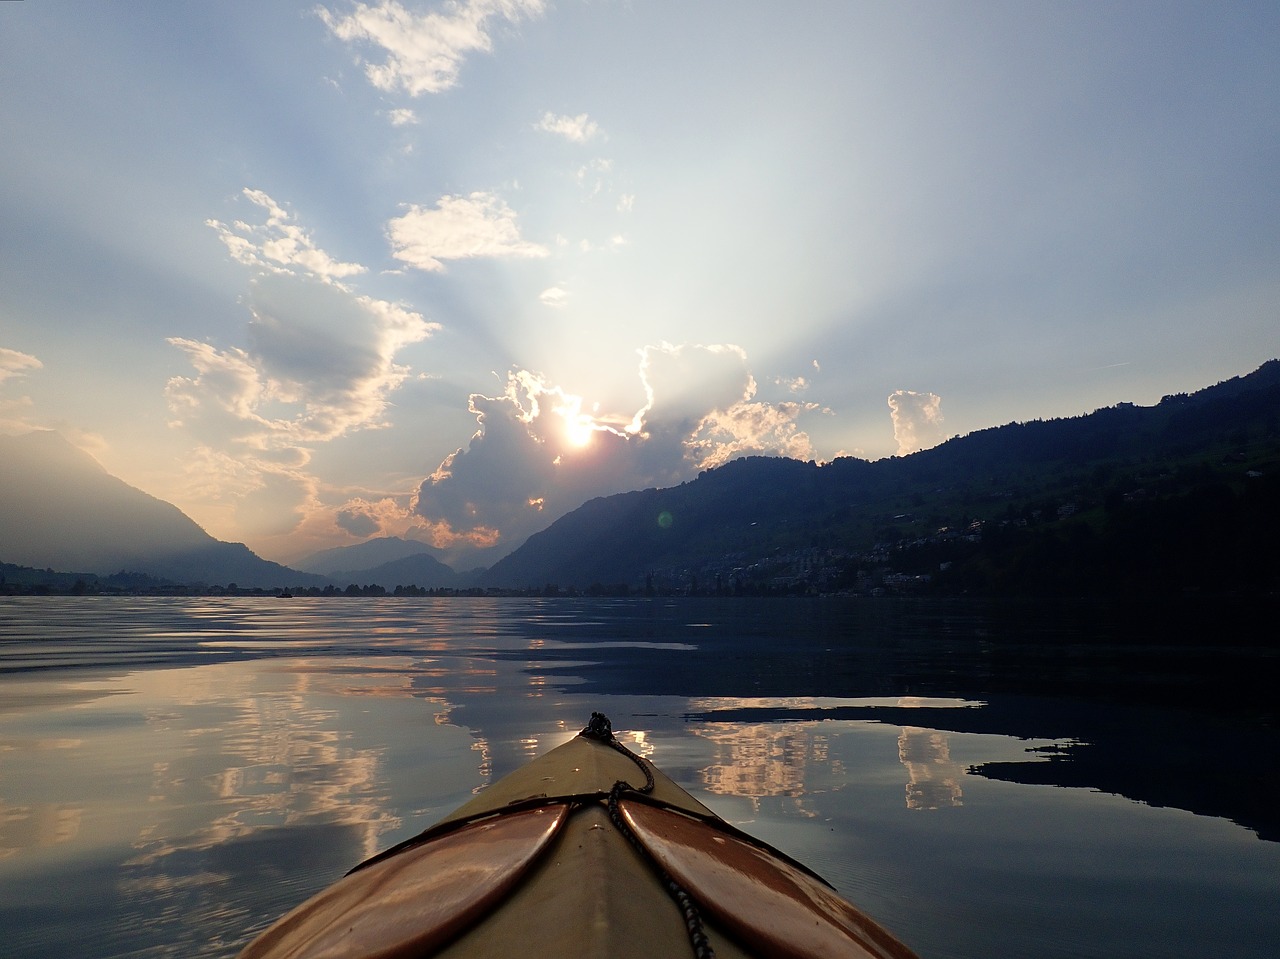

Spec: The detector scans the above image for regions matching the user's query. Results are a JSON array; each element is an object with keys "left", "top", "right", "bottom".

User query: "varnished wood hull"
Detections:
[{"left": 237, "top": 722, "right": 918, "bottom": 959}]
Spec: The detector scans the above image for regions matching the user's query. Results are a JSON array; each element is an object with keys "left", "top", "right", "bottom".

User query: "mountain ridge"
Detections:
[
  {"left": 0, "top": 431, "right": 327, "bottom": 589},
  {"left": 3, "top": 359, "right": 1277, "bottom": 594}
]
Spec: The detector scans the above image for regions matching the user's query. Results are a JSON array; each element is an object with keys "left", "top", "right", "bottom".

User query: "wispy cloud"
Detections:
[
  {"left": 774, "top": 374, "right": 810, "bottom": 394},
  {"left": 888, "top": 390, "right": 946, "bottom": 455},
  {"left": 207, "top": 189, "right": 365, "bottom": 283},
  {"left": 319, "top": 0, "right": 546, "bottom": 96},
  {"left": 535, "top": 111, "right": 599, "bottom": 143},
  {"left": 0, "top": 347, "right": 42, "bottom": 385},
  {"left": 0, "top": 347, "right": 44, "bottom": 432},
  {"left": 387, "top": 192, "right": 548, "bottom": 272}
]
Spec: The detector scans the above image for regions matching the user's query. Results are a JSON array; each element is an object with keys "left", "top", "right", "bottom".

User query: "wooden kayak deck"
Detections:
[{"left": 237, "top": 716, "right": 919, "bottom": 959}]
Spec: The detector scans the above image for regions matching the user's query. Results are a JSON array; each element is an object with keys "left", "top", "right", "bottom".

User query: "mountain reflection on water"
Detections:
[{"left": 0, "top": 595, "right": 1278, "bottom": 959}]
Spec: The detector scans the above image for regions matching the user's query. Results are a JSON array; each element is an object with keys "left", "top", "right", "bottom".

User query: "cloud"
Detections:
[
  {"left": 0, "top": 347, "right": 42, "bottom": 385},
  {"left": 168, "top": 443, "right": 317, "bottom": 541},
  {"left": 167, "top": 274, "right": 436, "bottom": 447},
  {"left": 319, "top": 0, "right": 545, "bottom": 97},
  {"left": 336, "top": 504, "right": 382, "bottom": 538},
  {"left": 165, "top": 339, "right": 270, "bottom": 444},
  {"left": 0, "top": 347, "right": 44, "bottom": 432},
  {"left": 207, "top": 189, "right": 365, "bottom": 283},
  {"left": 572, "top": 158, "right": 615, "bottom": 200},
  {"left": 387, "top": 192, "right": 549, "bottom": 272},
  {"left": 539, "top": 286, "right": 568, "bottom": 307},
  {"left": 535, "top": 111, "right": 599, "bottom": 143},
  {"left": 774, "top": 375, "right": 810, "bottom": 393},
  {"left": 694, "top": 399, "right": 820, "bottom": 469},
  {"left": 411, "top": 344, "right": 820, "bottom": 560},
  {"left": 386, "top": 107, "right": 419, "bottom": 126},
  {"left": 169, "top": 192, "right": 438, "bottom": 540},
  {"left": 888, "top": 390, "right": 946, "bottom": 455}
]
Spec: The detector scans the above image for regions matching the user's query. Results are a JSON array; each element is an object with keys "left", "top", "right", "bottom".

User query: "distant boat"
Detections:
[
  {"left": 236, "top": 712, "right": 918, "bottom": 958},
  {"left": 277, "top": 591, "right": 293, "bottom": 599}
]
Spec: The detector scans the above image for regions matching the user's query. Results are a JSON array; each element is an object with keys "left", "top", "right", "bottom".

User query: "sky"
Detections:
[{"left": 2, "top": 1, "right": 1277, "bottom": 569}]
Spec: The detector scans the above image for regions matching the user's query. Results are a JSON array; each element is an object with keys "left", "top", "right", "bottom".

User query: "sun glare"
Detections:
[
  {"left": 550, "top": 392, "right": 599, "bottom": 449},
  {"left": 564, "top": 416, "right": 595, "bottom": 448}
]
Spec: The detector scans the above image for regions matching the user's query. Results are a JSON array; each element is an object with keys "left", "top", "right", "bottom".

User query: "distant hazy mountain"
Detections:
[
  {"left": 0, "top": 431, "right": 325, "bottom": 589},
  {"left": 294, "top": 536, "right": 433, "bottom": 575},
  {"left": 482, "top": 360, "right": 1280, "bottom": 590},
  {"left": 328, "top": 551, "right": 464, "bottom": 589}
]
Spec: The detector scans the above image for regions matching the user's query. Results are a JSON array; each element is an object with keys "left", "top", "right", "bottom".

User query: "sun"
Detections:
[
  {"left": 551, "top": 392, "right": 598, "bottom": 448},
  {"left": 563, "top": 415, "right": 595, "bottom": 448}
]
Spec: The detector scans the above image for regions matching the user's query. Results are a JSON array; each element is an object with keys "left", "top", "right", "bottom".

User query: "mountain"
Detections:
[
  {"left": 483, "top": 360, "right": 1280, "bottom": 594},
  {"left": 0, "top": 431, "right": 326, "bottom": 589},
  {"left": 328, "top": 551, "right": 464, "bottom": 589},
  {"left": 294, "top": 536, "right": 433, "bottom": 575}
]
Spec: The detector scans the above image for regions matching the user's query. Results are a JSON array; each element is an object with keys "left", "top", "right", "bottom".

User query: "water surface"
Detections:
[{"left": 1, "top": 596, "right": 1276, "bottom": 958}]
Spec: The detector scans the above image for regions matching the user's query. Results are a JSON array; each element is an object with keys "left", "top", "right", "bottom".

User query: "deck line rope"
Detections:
[{"left": 580, "top": 712, "right": 715, "bottom": 959}]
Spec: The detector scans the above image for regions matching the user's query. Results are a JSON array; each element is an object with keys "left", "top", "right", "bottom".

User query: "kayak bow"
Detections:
[{"left": 237, "top": 712, "right": 918, "bottom": 959}]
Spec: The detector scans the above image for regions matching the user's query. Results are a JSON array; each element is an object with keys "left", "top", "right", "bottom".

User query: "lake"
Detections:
[{"left": 1, "top": 595, "right": 1277, "bottom": 958}]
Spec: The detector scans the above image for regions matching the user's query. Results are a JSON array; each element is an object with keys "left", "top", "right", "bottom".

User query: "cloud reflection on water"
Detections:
[
  {"left": 692, "top": 721, "right": 838, "bottom": 816},
  {"left": 895, "top": 696, "right": 965, "bottom": 810},
  {"left": 686, "top": 694, "right": 977, "bottom": 813},
  {"left": 0, "top": 800, "right": 82, "bottom": 859},
  {"left": 123, "top": 661, "right": 408, "bottom": 868}
]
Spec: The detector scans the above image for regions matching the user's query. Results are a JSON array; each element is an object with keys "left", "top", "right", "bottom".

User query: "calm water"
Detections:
[{"left": 1, "top": 596, "right": 1277, "bottom": 959}]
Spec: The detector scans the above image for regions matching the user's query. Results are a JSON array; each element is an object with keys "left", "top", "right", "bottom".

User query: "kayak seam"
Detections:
[{"left": 583, "top": 712, "right": 717, "bottom": 959}]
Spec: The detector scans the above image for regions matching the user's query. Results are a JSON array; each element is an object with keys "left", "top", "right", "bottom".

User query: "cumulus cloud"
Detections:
[
  {"left": 694, "top": 399, "right": 820, "bottom": 469},
  {"left": 411, "top": 343, "right": 820, "bottom": 560},
  {"left": 319, "top": 0, "right": 545, "bottom": 96},
  {"left": 387, "top": 192, "right": 548, "bottom": 272},
  {"left": 167, "top": 274, "right": 436, "bottom": 447},
  {"left": 170, "top": 192, "right": 437, "bottom": 541},
  {"left": 386, "top": 107, "right": 419, "bottom": 126},
  {"left": 535, "top": 111, "right": 599, "bottom": 143},
  {"left": 336, "top": 504, "right": 382, "bottom": 538},
  {"left": 888, "top": 390, "right": 946, "bottom": 455}
]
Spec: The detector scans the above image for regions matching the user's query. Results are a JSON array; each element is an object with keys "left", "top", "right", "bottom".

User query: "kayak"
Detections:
[{"left": 236, "top": 712, "right": 919, "bottom": 959}]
